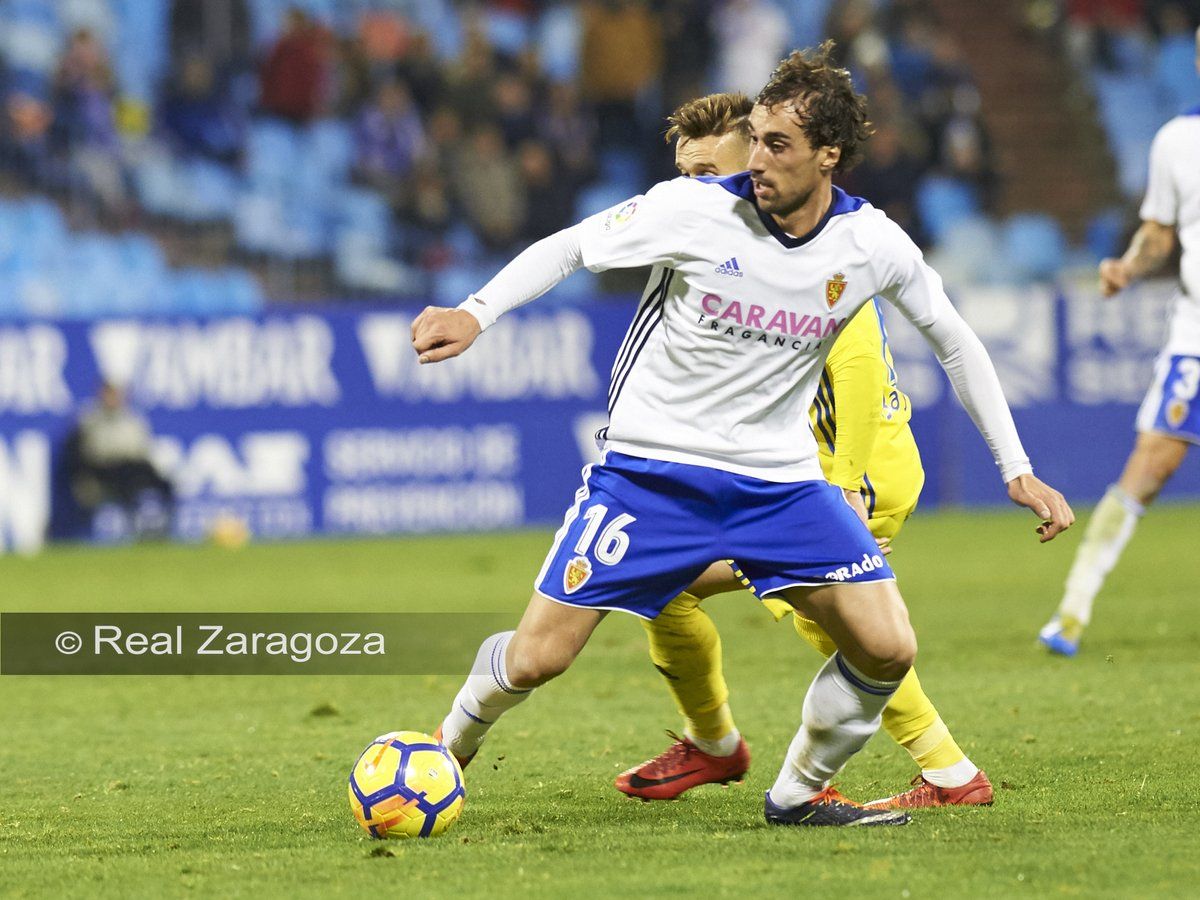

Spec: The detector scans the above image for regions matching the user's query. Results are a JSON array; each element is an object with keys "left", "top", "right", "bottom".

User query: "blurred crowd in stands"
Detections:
[{"left": 0, "top": 0, "right": 1197, "bottom": 315}]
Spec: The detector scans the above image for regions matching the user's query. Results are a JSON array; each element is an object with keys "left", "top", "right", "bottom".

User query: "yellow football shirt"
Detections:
[{"left": 809, "top": 299, "right": 924, "bottom": 530}]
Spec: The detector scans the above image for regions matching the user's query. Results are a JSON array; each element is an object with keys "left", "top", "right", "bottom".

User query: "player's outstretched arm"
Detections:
[
  {"left": 408, "top": 225, "right": 587, "bottom": 364},
  {"left": 1006, "top": 473, "right": 1075, "bottom": 543},
  {"left": 1098, "top": 220, "right": 1174, "bottom": 297},
  {"left": 877, "top": 223, "right": 1075, "bottom": 541}
]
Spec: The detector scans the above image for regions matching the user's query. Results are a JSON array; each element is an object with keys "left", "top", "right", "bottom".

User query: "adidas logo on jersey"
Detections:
[{"left": 714, "top": 257, "right": 744, "bottom": 277}]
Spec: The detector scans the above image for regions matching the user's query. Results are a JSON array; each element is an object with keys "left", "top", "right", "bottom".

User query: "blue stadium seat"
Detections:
[
  {"left": 915, "top": 175, "right": 981, "bottom": 243},
  {"left": 1155, "top": 35, "right": 1200, "bottom": 114},
  {"left": 246, "top": 119, "right": 302, "bottom": 193},
  {"left": 221, "top": 269, "right": 265, "bottom": 314},
  {"left": 1001, "top": 213, "right": 1067, "bottom": 283},
  {"left": 307, "top": 119, "right": 355, "bottom": 182},
  {"left": 181, "top": 159, "right": 239, "bottom": 222},
  {"left": 574, "top": 182, "right": 636, "bottom": 219}
]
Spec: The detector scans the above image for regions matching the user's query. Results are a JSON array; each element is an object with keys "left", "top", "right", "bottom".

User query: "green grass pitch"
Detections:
[{"left": 1, "top": 505, "right": 1198, "bottom": 898}]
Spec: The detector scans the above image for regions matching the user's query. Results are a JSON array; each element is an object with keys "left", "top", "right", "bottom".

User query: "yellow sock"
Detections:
[
  {"left": 643, "top": 592, "right": 735, "bottom": 741},
  {"left": 792, "top": 613, "right": 966, "bottom": 771},
  {"left": 881, "top": 669, "right": 965, "bottom": 771}
]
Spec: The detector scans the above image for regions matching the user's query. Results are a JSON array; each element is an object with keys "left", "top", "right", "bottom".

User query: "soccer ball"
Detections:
[{"left": 348, "top": 731, "right": 465, "bottom": 839}]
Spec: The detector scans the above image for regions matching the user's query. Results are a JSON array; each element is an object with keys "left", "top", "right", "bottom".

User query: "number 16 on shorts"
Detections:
[{"left": 562, "top": 505, "right": 636, "bottom": 594}]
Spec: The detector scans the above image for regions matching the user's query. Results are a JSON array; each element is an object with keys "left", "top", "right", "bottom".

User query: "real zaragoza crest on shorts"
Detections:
[
  {"left": 564, "top": 556, "right": 592, "bottom": 594},
  {"left": 825, "top": 273, "right": 848, "bottom": 308}
]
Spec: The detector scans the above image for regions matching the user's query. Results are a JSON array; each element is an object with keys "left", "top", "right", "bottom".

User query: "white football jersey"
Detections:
[
  {"left": 574, "top": 173, "right": 1005, "bottom": 482},
  {"left": 1140, "top": 107, "right": 1200, "bottom": 357}
]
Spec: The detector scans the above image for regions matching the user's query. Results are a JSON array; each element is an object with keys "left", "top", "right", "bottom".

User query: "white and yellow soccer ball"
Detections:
[{"left": 348, "top": 731, "right": 466, "bottom": 839}]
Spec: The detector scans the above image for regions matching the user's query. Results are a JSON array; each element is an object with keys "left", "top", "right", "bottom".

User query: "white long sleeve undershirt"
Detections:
[
  {"left": 906, "top": 293, "right": 1032, "bottom": 483},
  {"left": 457, "top": 226, "right": 585, "bottom": 331}
]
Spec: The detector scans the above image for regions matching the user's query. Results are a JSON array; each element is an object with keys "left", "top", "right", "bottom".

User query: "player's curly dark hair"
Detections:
[{"left": 755, "top": 40, "right": 872, "bottom": 172}]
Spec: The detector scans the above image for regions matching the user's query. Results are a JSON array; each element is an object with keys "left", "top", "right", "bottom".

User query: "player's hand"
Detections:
[
  {"left": 875, "top": 535, "right": 892, "bottom": 557},
  {"left": 842, "top": 488, "right": 870, "bottom": 528},
  {"left": 1098, "top": 258, "right": 1132, "bottom": 297},
  {"left": 1006, "top": 474, "right": 1075, "bottom": 543},
  {"left": 411, "top": 306, "right": 482, "bottom": 364}
]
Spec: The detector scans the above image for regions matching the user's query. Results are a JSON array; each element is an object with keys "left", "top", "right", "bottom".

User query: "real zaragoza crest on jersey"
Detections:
[{"left": 826, "top": 272, "right": 848, "bottom": 308}]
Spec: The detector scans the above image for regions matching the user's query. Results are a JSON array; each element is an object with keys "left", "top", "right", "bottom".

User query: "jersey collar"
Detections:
[{"left": 698, "top": 172, "right": 866, "bottom": 248}]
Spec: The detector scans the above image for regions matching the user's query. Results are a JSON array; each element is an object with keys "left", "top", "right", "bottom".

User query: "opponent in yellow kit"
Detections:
[{"left": 615, "top": 93, "right": 992, "bottom": 809}]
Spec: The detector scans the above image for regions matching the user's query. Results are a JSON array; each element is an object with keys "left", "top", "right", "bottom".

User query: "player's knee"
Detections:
[
  {"left": 505, "top": 642, "right": 575, "bottom": 688},
  {"left": 861, "top": 628, "right": 916, "bottom": 681}
]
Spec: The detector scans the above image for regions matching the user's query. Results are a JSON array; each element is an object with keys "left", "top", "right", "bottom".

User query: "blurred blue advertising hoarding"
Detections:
[{"left": 0, "top": 279, "right": 1196, "bottom": 551}]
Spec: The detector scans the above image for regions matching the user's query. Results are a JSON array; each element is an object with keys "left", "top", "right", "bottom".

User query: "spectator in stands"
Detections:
[
  {"left": 537, "top": 82, "right": 598, "bottom": 187},
  {"left": 580, "top": 0, "right": 663, "bottom": 148},
  {"left": 331, "top": 35, "right": 373, "bottom": 118},
  {"left": 169, "top": 0, "right": 252, "bottom": 78},
  {"left": 453, "top": 125, "right": 526, "bottom": 249},
  {"left": 658, "top": 0, "right": 715, "bottom": 110},
  {"left": 518, "top": 138, "right": 574, "bottom": 240},
  {"left": 395, "top": 32, "right": 444, "bottom": 114},
  {"left": 1, "top": 88, "right": 54, "bottom": 182},
  {"left": 354, "top": 79, "right": 428, "bottom": 203},
  {"left": 259, "top": 7, "right": 330, "bottom": 125},
  {"left": 68, "top": 382, "right": 175, "bottom": 537},
  {"left": 445, "top": 28, "right": 499, "bottom": 127},
  {"left": 494, "top": 71, "right": 539, "bottom": 146},
  {"left": 939, "top": 117, "right": 1000, "bottom": 211},
  {"left": 842, "top": 121, "right": 924, "bottom": 242},
  {"left": 52, "top": 28, "right": 129, "bottom": 216},
  {"left": 160, "top": 53, "right": 242, "bottom": 162}
]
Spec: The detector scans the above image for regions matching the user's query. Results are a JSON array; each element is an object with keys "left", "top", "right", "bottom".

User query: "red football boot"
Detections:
[
  {"left": 865, "top": 769, "right": 994, "bottom": 809},
  {"left": 433, "top": 723, "right": 476, "bottom": 771},
  {"left": 615, "top": 731, "right": 750, "bottom": 801}
]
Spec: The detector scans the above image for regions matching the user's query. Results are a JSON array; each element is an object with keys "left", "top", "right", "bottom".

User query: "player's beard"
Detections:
[{"left": 756, "top": 183, "right": 815, "bottom": 220}]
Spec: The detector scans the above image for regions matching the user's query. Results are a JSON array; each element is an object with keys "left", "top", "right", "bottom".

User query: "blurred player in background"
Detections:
[
  {"left": 1040, "top": 28, "right": 1200, "bottom": 657},
  {"left": 417, "top": 44, "right": 1072, "bottom": 828},
  {"left": 614, "top": 92, "right": 992, "bottom": 811}
]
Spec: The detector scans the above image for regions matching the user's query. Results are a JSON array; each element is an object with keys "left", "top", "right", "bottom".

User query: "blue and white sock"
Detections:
[
  {"left": 769, "top": 652, "right": 902, "bottom": 807},
  {"left": 440, "top": 631, "right": 532, "bottom": 758}
]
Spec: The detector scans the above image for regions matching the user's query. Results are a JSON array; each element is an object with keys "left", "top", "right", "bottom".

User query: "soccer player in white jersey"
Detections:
[
  {"left": 416, "top": 43, "right": 1073, "bottom": 827},
  {"left": 1039, "top": 28, "right": 1200, "bottom": 657}
]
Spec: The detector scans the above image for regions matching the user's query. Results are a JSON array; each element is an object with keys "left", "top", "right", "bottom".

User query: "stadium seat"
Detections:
[
  {"left": 915, "top": 176, "right": 981, "bottom": 243},
  {"left": 246, "top": 120, "right": 302, "bottom": 193},
  {"left": 1155, "top": 35, "right": 1200, "bottom": 114},
  {"left": 575, "top": 181, "right": 637, "bottom": 219},
  {"left": 1000, "top": 213, "right": 1068, "bottom": 283}
]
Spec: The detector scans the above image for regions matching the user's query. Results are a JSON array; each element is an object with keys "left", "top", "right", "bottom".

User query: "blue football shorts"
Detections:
[
  {"left": 534, "top": 452, "right": 894, "bottom": 619},
  {"left": 1135, "top": 354, "right": 1200, "bottom": 444}
]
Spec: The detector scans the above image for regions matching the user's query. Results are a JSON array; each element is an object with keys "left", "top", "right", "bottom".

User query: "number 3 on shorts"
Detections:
[{"left": 574, "top": 505, "right": 636, "bottom": 565}]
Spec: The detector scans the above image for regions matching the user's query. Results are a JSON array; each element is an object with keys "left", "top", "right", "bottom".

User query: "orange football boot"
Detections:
[
  {"left": 615, "top": 731, "right": 750, "bottom": 801},
  {"left": 865, "top": 769, "right": 994, "bottom": 809}
]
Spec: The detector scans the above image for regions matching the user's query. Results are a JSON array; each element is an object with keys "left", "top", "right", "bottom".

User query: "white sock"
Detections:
[
  {"left": 687, "top": 726, "right": 742, "bottom": 758},
  {"left": 440, "top": 631, "right": 532, "bottom": 758},
  {"left": 769, "top": 653, "right": 901, "bottom": 808},
  {"left": 922, "top": 756, "right": 979, "bottom": 789},
  {"left": 1059, "top": 485, "right": 1144, "bottom": 627}
]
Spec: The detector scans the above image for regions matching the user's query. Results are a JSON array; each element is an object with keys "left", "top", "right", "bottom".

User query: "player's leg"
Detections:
[
  {"left": 616, "top": 562, "right": 750, "bottom": 800},
  {"left": 765, "top": 578, "right": 915, "bottom": 825},
  {"left": 439, "top": 452, "right": 724, "bottom": 768},
  {"left": 1043, "top": 354, "right": 1198, "bottom": 654},
  {"left": 1042, "top": 432, "right": 1188, "bottom": 654},
  {"left": 439, "top": 592, "right": 605, "bottom": 766},
  {"left": 789, "top": 505, "right": 991, "bottom": 806}
]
